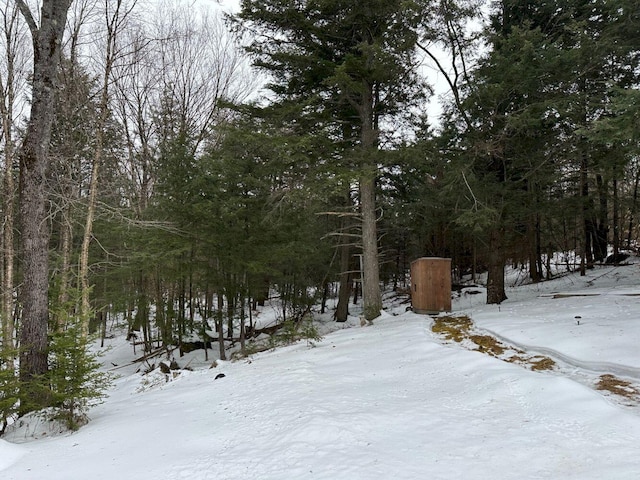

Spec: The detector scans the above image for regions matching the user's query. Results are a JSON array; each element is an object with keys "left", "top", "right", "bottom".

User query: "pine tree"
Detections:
[
  {"left": 0, "top": 346, "right": 19, "bottom": 433},
  {"left": 235, "top": 0, "right": 427, "bottom": 320},
  {"left": 45, "top": 305, "right": 113, "bottom": 430}
]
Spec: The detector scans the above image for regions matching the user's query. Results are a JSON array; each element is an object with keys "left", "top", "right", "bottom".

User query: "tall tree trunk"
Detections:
[
  {"left": 239, "top": 291, "right": 246, "bottom": 355},
  {"left": 528, "top": 216, "right": 540, "bottom": 282},
  {"left": 612, "top": 177, "right": 619, "bottom": 260},
  {"left": 358, "top": 84, "right": 382, "bottom": 322},
  {"left": 216, "top": 291, "right": 226, "bottom": 361},
  {"left": 528, "top": 238, "right": 539, "bottom": 282},
  {"left": 626, "top": 160, "right": 640, "bottom": 247},
  {"left": 16, "top": 0, "right": 73, "bottom": 405},
  {"left": 335, "top": 194, "right": 354, "bottom": 322},
  {"left": 593, "top": 174, "right": 608, "bottom": 262},
  {"left": 360, "top": 175, "right": 382, "bottom": 320},
  {"left": 527, "top": 181, "right": 541, "bottom": 282},
  {"left": 79, "top": 155, "right": 100, "bottom": 335},
  {"left": 0, "top": 4, "right": 18, "bottom": 362},
  {"left": 579, "top": 149, "right": 593, "bottom": 275},
  {"left": 80, "top": 0, "right": 131, "bottom": 336},
  {"left": 54, "top": 211, "right": 73, "bottom": 331},
  {"left": 1, "top": 131, "right": 15, "bottom": 360}
]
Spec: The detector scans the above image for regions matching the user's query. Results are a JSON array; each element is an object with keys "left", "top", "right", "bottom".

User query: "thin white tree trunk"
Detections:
[
  {"left": 0, "top": 4, "right": 18, "bottom": 356},
  {"left": 1, "top": 111, "right": 16, "bottom": 360},
  {"left": 79, "top": 0, "right": 133, "bottom": 336},
  {"left": 79, "top": 152, "right": 101, "bottom": 336}
]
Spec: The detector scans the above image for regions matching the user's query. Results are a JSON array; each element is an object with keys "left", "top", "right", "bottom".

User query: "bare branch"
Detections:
[{"left": 14, "top": 0, "right": 37, "bottom": 36}]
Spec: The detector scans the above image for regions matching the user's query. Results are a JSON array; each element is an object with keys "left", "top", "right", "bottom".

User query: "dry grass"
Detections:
[
  {"left": 469, "top": 335, "right": 507, "bottom": 357},
  {"left": 432, "top": 316, "right": 555, "bottom": 372},
  {"left": 431, "top": 316, "right": 640, "bottom": 406},
  {"left": 596, "top": 374, "right": 640, "bottom": 400},
  {"left": 529, "top": 356, "right": 556, "bottom": 371},
  {"left": 431, "top": 316, "right": 473, "bottom": 342}
]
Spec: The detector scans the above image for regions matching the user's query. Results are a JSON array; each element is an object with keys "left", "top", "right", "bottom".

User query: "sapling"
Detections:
[{"left": 46, "top": 317, "right": 113, "bottom": 430}]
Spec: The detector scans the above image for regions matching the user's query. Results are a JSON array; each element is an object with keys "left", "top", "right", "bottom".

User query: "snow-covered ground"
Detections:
[{"left": 2, "top": 259, "right": 640, "bottom": 479}]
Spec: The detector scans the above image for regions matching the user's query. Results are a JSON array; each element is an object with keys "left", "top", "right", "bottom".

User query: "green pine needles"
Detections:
[
  {"left": 2, "top": 312, "right": 114, "bottom": 433},
  {"left": 45, "top": 318, "right": 113, "bottom": 431},
  {"left": 0, "top": 350, "right": 19, "bottom": 434}
]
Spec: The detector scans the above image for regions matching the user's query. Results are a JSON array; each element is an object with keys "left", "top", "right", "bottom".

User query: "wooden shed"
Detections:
[{"left": 410, "top": 257, "right": 452, "bottom": 314}]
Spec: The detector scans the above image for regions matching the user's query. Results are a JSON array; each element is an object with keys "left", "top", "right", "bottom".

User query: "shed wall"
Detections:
[{"left": 410, "top": 257, "right": 452, "bottom": 314}]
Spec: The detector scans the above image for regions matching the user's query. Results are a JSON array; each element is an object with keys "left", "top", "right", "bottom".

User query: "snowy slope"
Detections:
[{"left": 2, "top": 261, "right": 640, "bottom": 479}]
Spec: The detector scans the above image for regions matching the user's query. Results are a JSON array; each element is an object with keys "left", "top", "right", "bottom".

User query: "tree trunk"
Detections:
[
  {"left": 335, "top": 241, "right": 351, "bottom": 322},
  {"left": 79, "top": 155, "right": 100, "bottom": 335},
  {"left": 80, "top": 0, "right": 130, "bottom": 336},
  {"left": 486, "top": 229, "right": 507, "bottom": 304},
  {"left": 593, "top": 174, "right": 608, "bottom": 262},
  {"left": 358, "top": 83, "right": 382, "bottom": 322},
  {"left": 528, "top": 216, "right": 540, "bottom": 282},
  {"left": 626, "top": 160, "right": 640, "bottom": 247},
  {"left": 1, "top": 134, "right": 15, "bottom": 360},
  {"left": 612, "top": 177, "right": 619, "bottom": 260},
  {"left": 16, "top": 0, "right": 73, "bottom": 405},
  {"left": 579, "top": 149, "right": 593, "bottom": 275},
  {"left": 216, "top": 291, "right": 226, "bottom": 361},
  {"left": 239, "top": 293, "right": 246, "bottom": 355},
  {"left": 53, "top": 208, "right": 73, "bottom": 331},
  {"left": 0, "top": 5, "right": 18, "bottom": 362},
  {"left": 527, "top": 181, "right": 541, "bottom": 282},
  {"left": 360, "top": 175, "right": 382, "bottom": 320}
]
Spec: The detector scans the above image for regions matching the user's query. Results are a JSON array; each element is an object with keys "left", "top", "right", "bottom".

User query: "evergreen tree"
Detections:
[
  {"left": 442, "top": 0, "right": 639, "bottom": 301},
  {"left": 235, "top": 0, "right": 427, "bottom": 321},
  {"left": 452, "top": 8, "right": 565, "bottom": 302},
  {"left": 46, "top": 316, "right": 113, "bottom": 431},
  {"left": 0, "top": 347, "right": 19, "bottom": 433}
]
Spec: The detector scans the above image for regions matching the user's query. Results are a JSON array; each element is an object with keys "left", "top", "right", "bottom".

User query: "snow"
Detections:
[{"left": 3, "top": 260, "right": 640, "bottom": 479}]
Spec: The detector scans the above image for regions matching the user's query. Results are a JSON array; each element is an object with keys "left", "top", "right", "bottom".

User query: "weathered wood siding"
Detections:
[{"left": 410, "top": 257, "right": 452, "bottom": 314}]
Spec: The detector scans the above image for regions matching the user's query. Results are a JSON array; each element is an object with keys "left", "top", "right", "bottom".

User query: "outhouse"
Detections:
[{"left": 410, "top": 257, "right": 452, "bottom": 314}]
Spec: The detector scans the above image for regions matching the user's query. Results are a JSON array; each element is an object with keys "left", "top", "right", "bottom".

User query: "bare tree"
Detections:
[
  {"left": 152, "top": 2, "right": 256, "bottom": 152},
  {"left": 0, "top": 1, "right": 28, "bottom": 364},
  {"left": 77, "top": 0, "right": 138, "bottom": 336},
  {"left": 47, "top": 0, "right": 101, "bottom": 331},
  {"left": 110, "top": 1, "right": 255, "bottom": 213}
]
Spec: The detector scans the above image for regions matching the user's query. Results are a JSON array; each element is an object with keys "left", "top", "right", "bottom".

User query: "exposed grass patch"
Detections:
[
  {"left": 529, "top": 356, "right": 556, "bottom": 371},
  {"left": 431, "top": 316, "right": 473, "bottom": 343},
  {"left": 431, "top": 315, "right": 556, "bottom": 372},
  {"left": 469, "top": 335, "right": 506, "bottom": 357},
  {"left": 597, "top": 374, "right": 640, "bottom": 400}
]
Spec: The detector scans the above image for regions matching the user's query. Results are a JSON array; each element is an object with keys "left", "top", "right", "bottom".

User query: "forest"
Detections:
[{"left": 0, "top": 0, "right": 638, "bottom": 428}]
